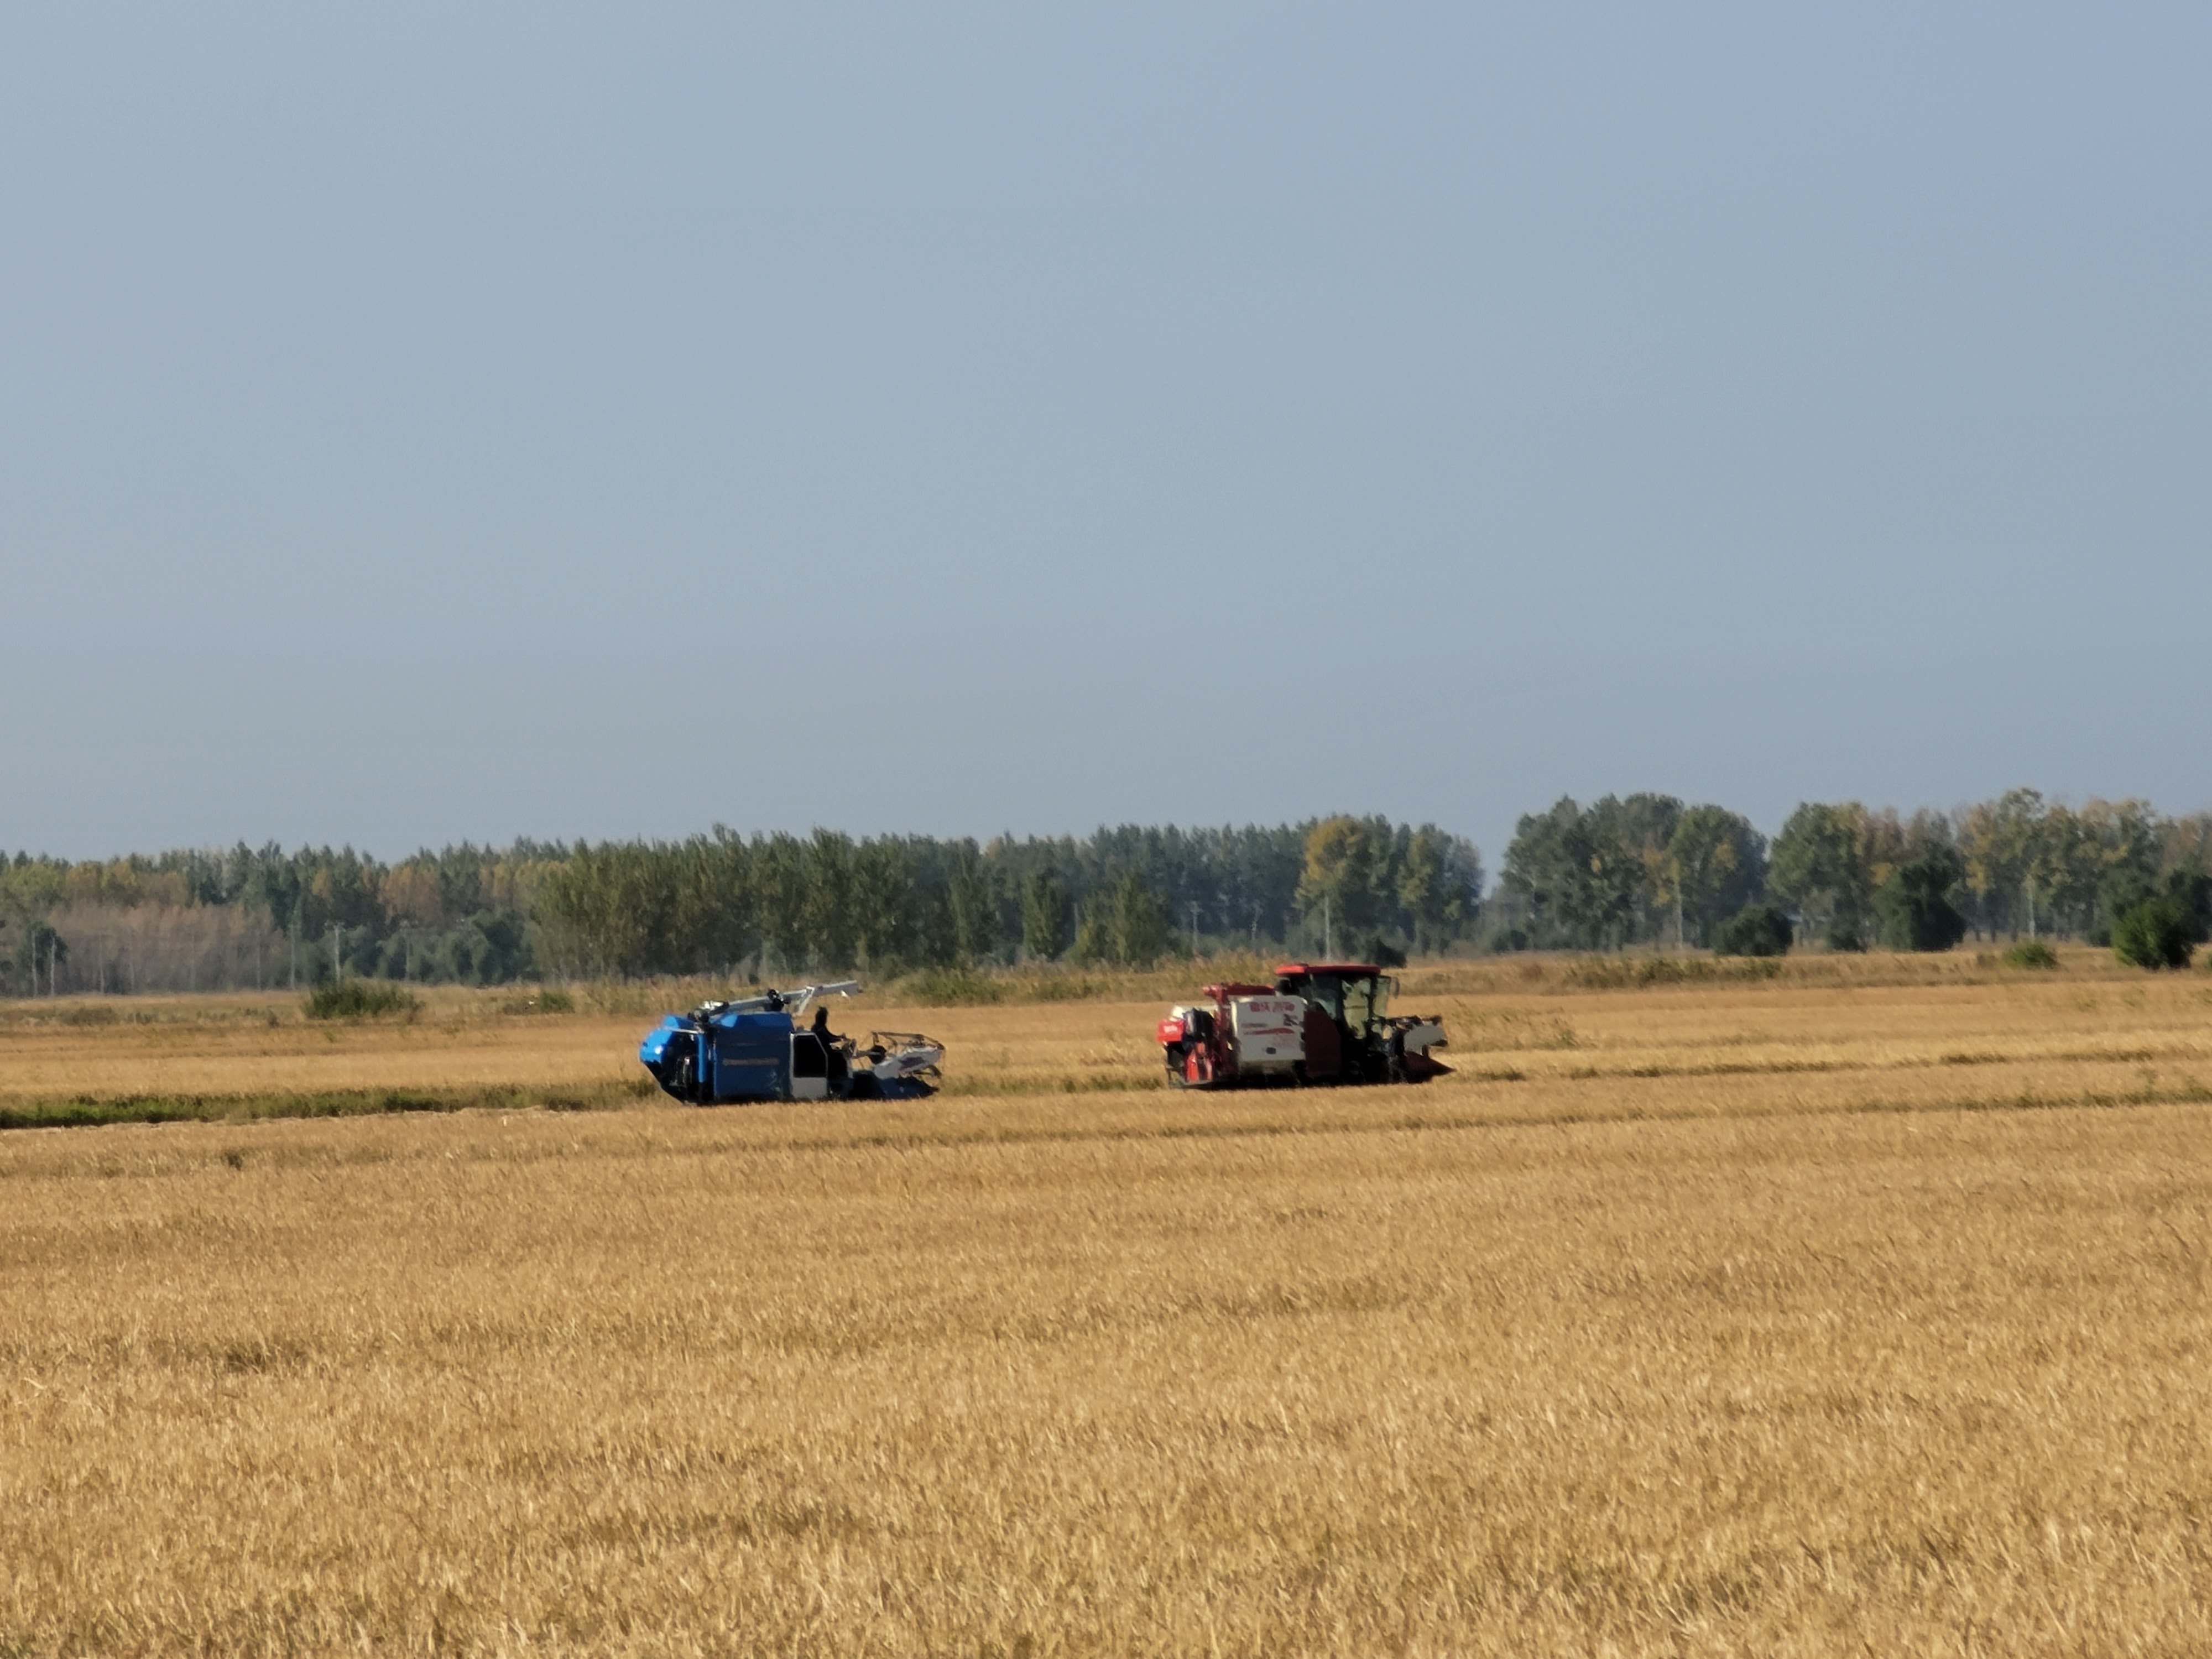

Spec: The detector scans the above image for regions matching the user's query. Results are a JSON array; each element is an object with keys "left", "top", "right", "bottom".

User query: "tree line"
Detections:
[
  {"left": 3, "top": 789, "right": 2206, "bottom": 996},
  {"left": 1496, "top": 790, "right": 2212, "bottom": 961},
  {"left": 0, "top": 820, "right": 1481, "bottom": 994},
  {"left": 525, "top": 818, "right": 1480, "bottom": 979},
  {"left": 0, "top": 842, "right": 560, "bottom": 997}
]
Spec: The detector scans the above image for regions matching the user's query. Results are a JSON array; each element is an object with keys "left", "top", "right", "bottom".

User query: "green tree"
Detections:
[
  {"left": 2112, "top": 897, "right": 2195, "bottom": 969},
  {"left": 680, "top": 827, "right": 756, "bottom": 971},
  {"left": 847, "top": 837, "right": 915, "bottom": 970},
  {"left": 2110, "top": 869, "right": 2212, "bottom": 970},
  {"left": 1109, "top": 873, "right": 1169, "bottom": 966},
  {"left": 1501, "top": 796, "right": 1666, "bottom": 950},
  {"left": 1395, "top": 825, "right": 1481, "bottom": 954},
  {"left": 801, "top": 830, "right": 857, "bottom": 969},
  {"left": 920, "top": 889, "right": 961, "bottom": 968},
  {"left": 753, "top": 833, "right": 810, "bottom": 975},
  {"left": 1958, "top": 788, "right": 2046, "bottom": 938},
  {"left": 1500, "top": 798, "right": 1595, "bottom": 949},
  {"left": 2032, "top": 804, "right": 2098, "bottom": 938},
  {"left": 2098, "top": 865, "right": 2157, "bottom": 933},
  {"left": 2080, "top": 800, "right": 2163, "bottom": 942},
  {"left": 2162, "top": 812, "right": 2212, "bottom": 887},
  {"left": 1876, "top": 847, "right": 1968, "bottom": 952},
  {"left": 12, "top": 919, "right": 66, "bottom": 993},
  {"left": 1668, "top": 806, "right": 1766, "bottom": 947},
  {"left": 536, "top": 842, "right": 677, "bottom": 977},
  {"left": 2166, "top": 869, "right": 2212, "bottom": 943},
  {"left": 1070, "top": 892, "right": 1110, "bottom": 964},
  {"left": 948, "top": 847, "right": 999, "bottom": 964},
  {"left": 1021, "top": 869, "right": 1068, "bottom": 962},
  {"left": 1585, "top": 794, "right": 1681, "bottom": 945},
  {"left": 1768, "top": 803, "right": 1873, "bottom": 948},
  {"left": 1714, "top": 902, "right": 1792, "bottom": 957}
]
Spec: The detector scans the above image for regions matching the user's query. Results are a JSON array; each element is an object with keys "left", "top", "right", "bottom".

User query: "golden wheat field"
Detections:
[{"left": 4, "top": 953, "right": 2211, "bottom": 1655}]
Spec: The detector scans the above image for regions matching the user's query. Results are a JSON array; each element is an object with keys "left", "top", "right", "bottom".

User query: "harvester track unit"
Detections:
[
  {"left": 1157, "top": 962, "right": 1448, "bottom": 1089},
  {"left": 639, "top": 981, "right": 943, "bottom": 1104}
]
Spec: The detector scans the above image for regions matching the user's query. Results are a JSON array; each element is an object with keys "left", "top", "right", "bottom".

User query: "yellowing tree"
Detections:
[{"left": 1298, "top": 816, "right": 1380, "bottom": 951}]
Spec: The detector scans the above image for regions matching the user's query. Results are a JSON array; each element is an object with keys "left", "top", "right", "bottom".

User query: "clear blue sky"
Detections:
[{"left": 5, "top": 3, "right": 2206, "bottom": 868}]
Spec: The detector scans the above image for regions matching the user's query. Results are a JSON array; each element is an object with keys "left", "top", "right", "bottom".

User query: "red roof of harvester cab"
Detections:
[{"left": 1275, "top": 962, "right": 1383, "bottom": 976}]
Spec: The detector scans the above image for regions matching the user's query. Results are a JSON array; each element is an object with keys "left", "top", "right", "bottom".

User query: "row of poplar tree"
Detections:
[
  {"left": 3, "top": 790, "right": 2207, "bottom": 992},
  {"left": 0, "top": 820, "right": 1480, "bottom": 992},
  {"left": 526, "top": 820, "right": 1481, "bottom": 978}
]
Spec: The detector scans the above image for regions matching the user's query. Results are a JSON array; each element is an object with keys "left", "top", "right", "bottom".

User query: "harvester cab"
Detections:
[
  {"left": 639, "top": 980, "right": 945, "bottom": 1105},
  {"left": 1158, "top": 962, "right": 1448, "bottom": 1090}
]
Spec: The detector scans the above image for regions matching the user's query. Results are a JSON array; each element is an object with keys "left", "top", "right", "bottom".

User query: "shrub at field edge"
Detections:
[
  {"left": 2112, "top": 900, "right": 2197, "bottom": 971},
  {"left": 1715, "top": 903, "right": 1793, "bottom": 958},
  {"left": 303, "top": 980, "right": 422, "bottom": 1021}
]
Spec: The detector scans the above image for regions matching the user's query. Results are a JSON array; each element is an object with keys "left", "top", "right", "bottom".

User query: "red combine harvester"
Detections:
[{"left": 1156, "top": 962, "right": 1449, "bottom": 1089}]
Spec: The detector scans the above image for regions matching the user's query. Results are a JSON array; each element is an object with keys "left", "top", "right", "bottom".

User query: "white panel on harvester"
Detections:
[{"left": 1229, "top": 996, "right": 1305, "bottom": 1068}]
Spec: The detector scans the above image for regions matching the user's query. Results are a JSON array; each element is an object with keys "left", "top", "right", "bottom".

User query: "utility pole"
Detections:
[
  {"left": 1323, "top": 895, "right": 1333, "bottom": 961},
  {"left": 331, "top": 923, "right": 342, "bottom": 984},
  {"left": 1187, "top": 901, "right": 1199, "bottom": 959}
]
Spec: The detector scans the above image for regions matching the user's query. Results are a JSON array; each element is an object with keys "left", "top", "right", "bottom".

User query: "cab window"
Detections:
[
  {"left": 1341, "top": 976, "right": 1376, "bottom": 1031},
  {"left": 1305, "top": 974, "right": 1343, "bottom": 1022}
]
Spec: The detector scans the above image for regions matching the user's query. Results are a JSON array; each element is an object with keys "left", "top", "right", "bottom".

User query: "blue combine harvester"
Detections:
[{"left": 639, "top": 980, "right": 944, "bottom": 1104}]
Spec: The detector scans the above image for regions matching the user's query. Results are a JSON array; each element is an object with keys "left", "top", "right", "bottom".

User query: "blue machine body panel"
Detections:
[
  {"left": 639, "top": 1016, "right": 682, "bottom": 1068},
  {"left": 706, "top": 1009, "right": 793, "bottom": 1100},
  {"left": 637, "top": 1009, "right": 797, "bottom": 1100}
]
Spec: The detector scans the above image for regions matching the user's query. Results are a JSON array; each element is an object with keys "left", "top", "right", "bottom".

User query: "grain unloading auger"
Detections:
[
  {"left": 1156, "top": 961, "right": 1448, "bottom": 1089},
  {"left": 639, "top": 980, "right": 944, "bottom": 1104}
]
